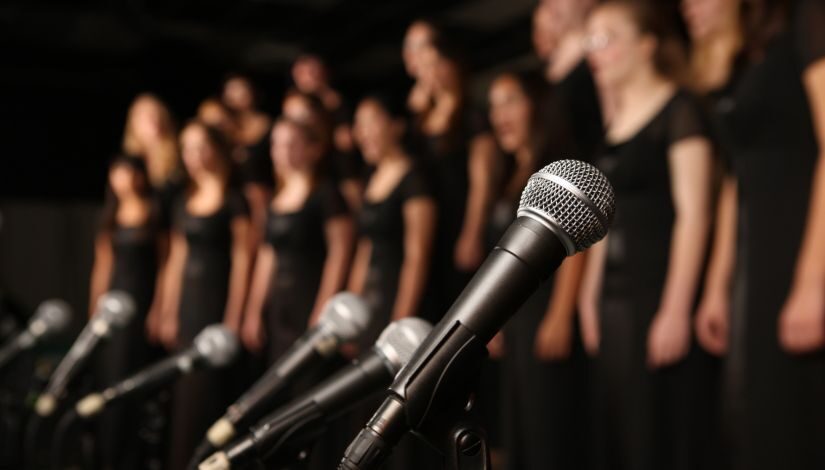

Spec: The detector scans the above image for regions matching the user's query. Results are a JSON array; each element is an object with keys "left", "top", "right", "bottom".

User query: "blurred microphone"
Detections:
[
  {"left": 74, "top": 324, "right": 239, "bottom": 418},
  {"left": 199, "top": 317, "right": 433, "bottom": 470},
  {"left": 0, "top": 299, "right": 72, "bottom": 370},
  {"left": 340, "top": 160, "right": 616, "bottom": 470},
  {"left": 205, "top": 292, "right": 371, "bottom": 448},
  {"left": 34, "top": 291, "right": 135, "bottom": 417}
]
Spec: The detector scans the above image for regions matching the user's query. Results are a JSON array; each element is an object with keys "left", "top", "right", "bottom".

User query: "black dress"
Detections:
[
  {"left": 593, "top": 91, "right": 717, "bottom": 470},
  {"left": 550, "top": 60, "right": 605, "bottom": 162},
  {"left": 167, "top": 190, "right": 249, "bottom": 470},
  {"left": 713, "top": 2, "right": 825, "bottom": 469},
  {"left": 263, "top": 179, "right": 348, "bottom": 364},
  {"left": 95, "top": 218, "right": 160, "bottom": 470}
]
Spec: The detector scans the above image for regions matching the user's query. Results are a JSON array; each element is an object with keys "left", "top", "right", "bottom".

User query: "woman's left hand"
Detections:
[
  {"left": 647, "top": 308, "right": 691, "bottom": 369},
  {"left": 778, "top": 280, "right": 825, "bottom": 354},
  {"left": 454, "top": 234, "right": 485, "bottom": 271},
  {"left": 534, "top": 314, "right": 573, "bottom": 361}
]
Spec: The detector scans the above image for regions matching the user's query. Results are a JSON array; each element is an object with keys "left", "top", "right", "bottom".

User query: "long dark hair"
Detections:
[
  {"left": 99, "top": 155, "right": 155, "bottom": 232},
  {"left": 180, "top": 120, "right": 235, "bottom": 187},
  {"left": 271, "top": 116, "right": 329, "bottom": 191},
  {"left": 741, "top": 0, "right": 790, "bottom": 60}
]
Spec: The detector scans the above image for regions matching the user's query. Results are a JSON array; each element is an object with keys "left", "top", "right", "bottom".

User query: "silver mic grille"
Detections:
[
  {"left": 30, "top": 300, "right": 72, "bottom": 337},
  {"left": 319, "top": 292, "right": 372, "bottom": 343},
  {"left": 194, "top": 325, "right": 240, "bottom": 367},
  {"left": 518, "top": 159, "right": 615, "bottom": 254},
  {"left": 96, "top": 291, "right": 136, "bottom": 328},
  {"left": 374, "top": 317, "right": 432, "bottom": 374}
]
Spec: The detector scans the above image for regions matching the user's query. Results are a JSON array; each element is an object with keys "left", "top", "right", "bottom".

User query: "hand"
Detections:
[
  {"left": 223, "top": 313, "right": 242, "bottom": 336},
  {"left": 647, "top": 308, "right": 691, "bottom": 369},
  {"left": 454, "top": 234, "right": 485, "bottom": 271},
  {"left": 486, "top": 332, "right": 504, "bottom": 359},
  {"left": 408, "top": 82, "right": 432, "bottom": 113},
  {"left": 339, "top": 342, "right": 360, "bottom": 360},
  {"left": 694, "top": 290, "right": 729, "bottom": 356},
  {"left": 159, "top": 315, "right": 179, "bottom": 351},
  {"left": 145, "top": 305, "right": 162, "bottom": 344},
  {"left": 241, "top": 315, "right": 265, "bottom": 354},
  {"left": 778, "top": 281, "right": 825, "bottom": 354},
  {"left": 578, "top": 299, "right": 600, "bottom": 356},
  {"left": 534, "top": 314, "right": 573, "bottom": 361}
]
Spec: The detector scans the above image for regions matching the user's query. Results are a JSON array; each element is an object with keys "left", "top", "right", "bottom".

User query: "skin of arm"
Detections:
[
  {"left": 146, "top": 232, "right": 170, "bottom": 343},
  {"left": 223, "top": 217, "right": 251, "bottom": 333},
  {"left": 241, "top": 245, "right": 275, "bottom": 353},
  {"left": 88, "top": 232, "right": 113, "bottom": 318},
  {"left": 159, "top": 231, "right": 188, "bottom": 350},
  {"left": 244, "top": 183, "right": 272, "bottom": 257},
  {"left": 347, "top": 239, "right": 372, "bottom": 295},
  {"left": 392, "top": 197, "right": 437, "bottom": 320},
  {"left": 647, "top": 136, "right": 713, "bottom": 369},
  {"left": 455, "top": 133, "right": 497, "bottom": 271},
  {"left": 308, "top": 216, "right": 355, "bottom": 326},
  {"left": 534, "top": 253, "right": 586, "bottom": 361},
  {"left": 578, "top": 239, "right": 607, "bottom": 355},
  {"left": 778, "top": 59, "right": 825, "bottom": 353}
]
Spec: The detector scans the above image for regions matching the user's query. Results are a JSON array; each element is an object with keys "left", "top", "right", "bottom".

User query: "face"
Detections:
[
  {"left": 488, "top": 76, "right": 532, "bottom": 153},
  {"left": 403, "top": 22, "right": 435, "bottom": 77},
  {"left": 109, "top": 164, "right": 140, "bottom": 198},
  {"left": 532, "top": 2, "right": 560, "bottom": 60},
  {"left": 291, "top": 57, "right": 327, "bottom": 94},
  {"left": 180, "top": 125, "right": 222, "bottom": 179},
  {"left": 271, "top": 122, "right": 318, "bottom": 172},
  {"left": 282, "top": 95, "right": 315, "bottom": 124},
  {"left": 223, "top": 78, "right": 254, "bottom": 112},
  {"left": 418, "top": 47, "right": 459, "bottom": 93},
  {"left": 131, "top": 98, "right": 164, "bottom": 144},
  {"left": 681, "top": 0, "right": 739, "bottom": 41},
  {"left": 586, "top": 5, "right": 654, "bottom": 87},
  {"left": 353, "top": 100, "right": 400, "bottom": 164}
]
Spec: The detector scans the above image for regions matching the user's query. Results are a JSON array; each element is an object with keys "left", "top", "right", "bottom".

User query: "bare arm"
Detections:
[
  {"left": 224, "top": 217, "right": 251, "bottom": 332},
  {"left": 347, "top": 239, "right": 372, "bottom": 295},
  {"left": 159, "top": 231, "right": 188, "bottom": 348},
  {"left": 578, "top": 239, "right": 607, "bottom": 355},
  {"left": 309, "top": 216, "right": 355, "bottom": 326},
  {"left": 392, "top": 198, "right": 437, "bottom": 320},
  {"left": 455, "top": 133, "right": 497, "bottom": 270},
  {"left": 88, "top": 232, "right": 113, "bottom": 318},
  {"left": 535, "top": 253, "right": 586, "bottom": 360},
  {"left": 244, "top": 183, "right": 272, "bottom": 258},
  {"left": 241, "top": 245, "right": 275, "bottom": 352}
]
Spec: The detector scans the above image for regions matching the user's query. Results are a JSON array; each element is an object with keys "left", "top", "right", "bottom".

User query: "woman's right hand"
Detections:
[
  {"left": 579, "top": 299, "right": 600, "bottom": 356},
  {"left": 486, "top": 332, "right": 505, "bottom": 359},
  {"left": 159, "top": 315, "right": 179, "bottom": 351},
  {"left": 694, "top": 290, "right": 729, "bottom": 356},
  {"left": 241, "top": 314, "right": 265, "bottom": 354}
]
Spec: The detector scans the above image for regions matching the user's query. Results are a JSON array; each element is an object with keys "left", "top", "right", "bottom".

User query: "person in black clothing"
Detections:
[
  {"left": 158, "top": 121, "right": 251, "bottom": 470},
  {"left": 487, "top": 71, "right": 590, "bottom": 470},
  {"left": 578, "top": 2, "right": 717, "bottom": 469},
  {"left": 88, "top": 156, "right": 164, "bottom": 470},
  {"left": 685, "top": 1, "right": 825, "bottom": 469},
  {"left": 240, "top": 117, "right": 354, "bottom": 363}
]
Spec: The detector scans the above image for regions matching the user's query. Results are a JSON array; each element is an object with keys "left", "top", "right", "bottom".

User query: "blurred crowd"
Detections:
[{"left": 82, "top": 0, "right": 825, "bottom": 469}]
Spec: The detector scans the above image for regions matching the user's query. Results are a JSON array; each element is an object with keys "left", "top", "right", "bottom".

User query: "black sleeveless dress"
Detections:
[
  {"left": 593, "top": 91, "right": 718, "bottom": 470},
  {"left": 167, "top": 190, "right": 249, "bottom": 470},
  {"left": 263, "top": 179, "right": 348, "bottom": 364},
  {"left": 712, "top": 2, "right": 825, "bottom": 469}
]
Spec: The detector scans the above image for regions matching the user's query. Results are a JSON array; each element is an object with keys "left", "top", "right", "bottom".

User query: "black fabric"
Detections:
[
  {"left": 167, "top": 189, "right": 248, "bottom": 470},
  {"left": 714, "top": 1, "right": 825, "bottom": 469},
  {"left": 592, "top": 90, "right": 718, "bottom": 470},
  {"left": 551, "top": 60, "right": 604, "bottom": 162},
  {"left": 235, "top": 133, "right": 275, "bottom": 188},
  {"left": 263, "top": 179, "right": 348, "bottom": 363}
]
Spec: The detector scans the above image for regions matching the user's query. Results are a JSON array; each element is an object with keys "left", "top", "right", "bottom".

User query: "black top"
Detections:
[
  {"left": 235, "top": 134, "right": 275, "bottom": 188},
  {"left": 597, "top": 90, "right": 710, "bottom": 304},
  {"left": 551, "top": 60, "right": 604, "bottom": 162}
]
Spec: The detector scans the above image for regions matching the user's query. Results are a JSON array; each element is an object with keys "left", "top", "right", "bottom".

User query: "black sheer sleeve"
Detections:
[
  {"left": 667, "top": 91, "right": 711, "bottom": 146},
  {"left": 794, "top": 0, "right": 825, "bottom": 69}
]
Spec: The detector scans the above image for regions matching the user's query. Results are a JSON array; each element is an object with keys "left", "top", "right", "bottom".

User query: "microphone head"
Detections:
[
  {"left": 95, "top": 291, "right": 136, "bottom": 328},
  {"left": 194, "top": 325, "right": 240, "bottom": 367},
  {"left": 374, "top": 317, "right": 432, "bottom": 374},
  {"left": 518, "top": 159, "right": 615, "bottom": 254},
  {"left": 319, "top": 292, "right": 371, "bottom": 343},
  {"left": 29, "top": 300, "right": 72, "bottom": 337}
]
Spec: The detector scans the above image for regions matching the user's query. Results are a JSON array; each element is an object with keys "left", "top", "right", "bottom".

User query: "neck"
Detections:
[
  {"left": 379, "top": 147, "right": 407, "bottom": 168},
  {"left": 193, "top": 174, "right": 224, "bottom": 192},
  {"left": 119, "top": 192, "right": 144, "bottom": 206},
  {"left": 692, "top": 24, "right": 742, "bottom": 88},
  {"left": 615, "top": 66, "right": 669, "bottom": 110},
  {"left": 282, "top": 169, "right": 314, "bottom": 188}
]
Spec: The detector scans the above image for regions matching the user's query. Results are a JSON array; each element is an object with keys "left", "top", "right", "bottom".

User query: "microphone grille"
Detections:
[
  {"left": 374, "top": 317, "right": 432, "bottom": 373},
  {"left": 96, "top": 291, "right": 136, "bottom": 328},
  {"left": 32, "top": 300, "right": 72, "bottom": 335},
  {"left": 194, "top": 325, "right": 240, "bottom": 367},
  {"left": 319, "top": 292, "right": 372, "bottom": 342},
  {"left": 518, "top": 159, "right": 615, "bottom": 253}
]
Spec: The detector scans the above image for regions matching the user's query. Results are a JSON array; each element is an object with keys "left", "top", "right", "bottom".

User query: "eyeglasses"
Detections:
[{"left": 583, "top": 32, "right": 613, "bottom": 52}]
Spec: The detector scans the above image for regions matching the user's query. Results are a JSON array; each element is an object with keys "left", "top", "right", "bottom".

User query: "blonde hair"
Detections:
[{"left": 122, "top": 93, "right": 179, "bottom": 187}]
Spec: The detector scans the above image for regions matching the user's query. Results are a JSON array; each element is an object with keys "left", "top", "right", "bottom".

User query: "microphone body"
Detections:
[{"left": 0, "top": 300, "right": 72, "bottom": 370}]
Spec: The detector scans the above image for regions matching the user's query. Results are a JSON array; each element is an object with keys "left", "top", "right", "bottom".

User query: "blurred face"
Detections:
[
  {"left": 282, "top": 95, "right": 314, "bottom": 123},
  {"left": 353, "top": 100, "right": 401, "bottom": 164},
  {"left": 291, "top": 57, "right": 328, "bottom": 94},
  {"left": 131, "top": 99, "right": 164, "bottom": 144},
  {"left": 180, "top": 125, "right": 222, "bottom": 179},
  {"left": 109, "top": 164, "right": 140, "bottom": 198},
  {"left": 223, "top": 78, "right": 254, "bottom": 112},
  {"left": 403, "top": 22, "right": 435, "bottom": 77},
  {"left": 418, "top": 47, "right": 460, "bottom": 93},
  {"left": 532, "top": 2, "right": 560, "bottom": 60},
  {"left": 271, "top": 122, "right": 318, "bottom": 172},
  {"left": 681, "top": 0, "right": 739, "bottom": 41},
  {"left": 586, "top": 5, "right": 655, "bottom": 87},
  {"left": 489, "top": 76, "right": 532, "bottom": 153}
]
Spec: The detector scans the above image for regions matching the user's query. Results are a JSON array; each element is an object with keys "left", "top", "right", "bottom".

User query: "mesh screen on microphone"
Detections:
[
  {"left": 97, "top": 291, "right": 136, "bottom": 327},
  {"left": 31, "top": 300, "right": 72, "bottom": 336},
  {"left": 320, "top": 292, "right": 372, "bottom": 342},
  {"left": 518, "top": 159, "right": 616, "bottom": 254},
  {"left": 195, "top": 324, "right": 240, "bottom": 367},
  {"left": 374, "top": 317, "right": 432, "bottom": 373}
]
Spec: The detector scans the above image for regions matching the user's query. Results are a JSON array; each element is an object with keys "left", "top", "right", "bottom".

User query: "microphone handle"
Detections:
[
  {"left": 43, "top": 326, "right": 102, "bottom": 398},
  {"left": 0, "top": 330, "right": 34, "bottom": 369},
  {"left": 105, "top": 348, "right": 200, "bottom": 404}
]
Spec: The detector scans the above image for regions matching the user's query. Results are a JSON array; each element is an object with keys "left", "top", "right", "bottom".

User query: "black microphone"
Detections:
[
  {"left": 205, "top": 292, "right": 372, "bottom": 448},
  {"left": 73, "top": 324, "right": 239, "bottom": 418},
  {"left": 0, "top": 299, "right": 72, "bottom": 370},
  {"left": 198, "top": 317, "right": 433, "bottom": 470},
  {"left": 34, "top": 291, "right": 136, "bottom": 417},
  {"left": 339, "top": 160, "right": 616, "bottom": 469}
]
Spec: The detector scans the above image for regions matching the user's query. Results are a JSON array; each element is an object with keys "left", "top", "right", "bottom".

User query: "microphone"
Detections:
[
  {"left": 199, "top": 317, "right": 433, "bottom": 470},
  {"left": 205, "top": 292, "right": 371, "bottom": 448},
  {"left": 34, "top": 291, "right": 136, "bottom": 417},
  {"left": 339, "top": 160, "right": 616, "bottom": 469},
  {"left": 0, "top": 299, "right": 72, "bottom": 370},
  {"left": 74, "top": 324, "right": 239, "bottom": 418}
]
